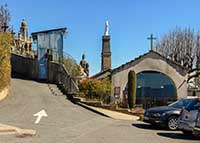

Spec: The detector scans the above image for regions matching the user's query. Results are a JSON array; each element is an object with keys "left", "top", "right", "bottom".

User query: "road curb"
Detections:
[
  {"left": 76, "top": 102, "right": 139, "bottom": 121},
  {"left": 76, "top": 102, "right": 110, "bottom": 118},
  {"left": 0, "top": 124, "right": 36, "bottom": 137}
]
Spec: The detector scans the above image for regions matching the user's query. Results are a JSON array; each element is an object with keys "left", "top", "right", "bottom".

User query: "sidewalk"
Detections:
[
  {"left": 0, "top": 124, "right": 36, "bottom": 137},
  {"left": 77, "top": 102, "right": 140, "bottom": 121}
]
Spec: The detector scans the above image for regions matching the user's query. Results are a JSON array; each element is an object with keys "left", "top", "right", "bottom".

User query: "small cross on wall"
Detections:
[{"left": 147, "top": 34, "right": 156, "bottom": 50}]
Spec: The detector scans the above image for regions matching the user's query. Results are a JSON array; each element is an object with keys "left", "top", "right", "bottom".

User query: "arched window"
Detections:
[{"left": 136, "top": 71, "right": 177, "bottom": 108}]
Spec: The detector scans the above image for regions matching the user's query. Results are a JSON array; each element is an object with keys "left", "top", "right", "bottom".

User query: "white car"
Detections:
[
  {"left": 193, "top": 112, "right": 200, "bottom": 136},
  {"left": 178, "top": 97, "right": 200, "bottom": 135}
]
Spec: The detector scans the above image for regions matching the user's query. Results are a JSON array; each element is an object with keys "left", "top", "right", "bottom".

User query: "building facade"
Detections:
[
  {"left": 92, "top": 21, "right": 188, "bottom": 108},
  {"left": 32, "top": 28, "right": 67, "bottom": 79},
  {"left": 11, "top": 19, "right": 34, "bottom": 57},
  {"left": 111, "top": 50, "right": 188, "bottom": 108}
]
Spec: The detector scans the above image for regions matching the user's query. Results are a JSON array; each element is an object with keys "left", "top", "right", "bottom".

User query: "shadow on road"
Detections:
[
  {"left": 12, "top": 73, "right": 48, "bottom": 83},
  {"left": 12, "top": 73, "right": 40, "bottom": 82},
  {"left": 157, "top": 132, "right": 200, "bottom": 141},
  {"left": 132, "top": 123, "right": 166, "bottom": 131}
]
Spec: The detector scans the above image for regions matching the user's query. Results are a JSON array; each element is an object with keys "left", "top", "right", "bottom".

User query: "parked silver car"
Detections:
[
  {"left": 193, "top": 112, "right": 200, "bottom": 136},
  {"left": 178, "top": 97, "right": 200, "bottom": 135},
  {"left": 144, "top": 97, "right": 195, "bottom": 130}
]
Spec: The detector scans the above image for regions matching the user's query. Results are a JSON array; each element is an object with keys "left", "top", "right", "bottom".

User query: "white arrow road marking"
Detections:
[{"left": 33, "top": 110, "right": 48, "bottom": 124}]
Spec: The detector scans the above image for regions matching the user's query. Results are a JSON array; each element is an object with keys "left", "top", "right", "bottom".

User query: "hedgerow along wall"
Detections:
[{"left": 0, "top": 33, "right": 12, "bottom": 100}]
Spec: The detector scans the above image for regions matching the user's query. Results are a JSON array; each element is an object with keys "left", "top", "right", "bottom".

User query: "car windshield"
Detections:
[{"left": 169, "top": 98, "right": 193, "bottom": 108}]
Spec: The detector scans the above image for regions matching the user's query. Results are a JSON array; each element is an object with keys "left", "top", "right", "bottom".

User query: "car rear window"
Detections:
[
  {"left": 185, "top": 99, "right": 200, "bottom": 111},
  {"left": 169, "top": 98, "right": 193, "bottom": 108}
]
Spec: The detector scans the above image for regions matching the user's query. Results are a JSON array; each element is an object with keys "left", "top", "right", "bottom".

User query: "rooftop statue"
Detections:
[
  {"left": 104, "top": 20, "right": 109, "bottom": 36},
  {"left": 80, "top": 54, "right": 89, "bottom": 77}
]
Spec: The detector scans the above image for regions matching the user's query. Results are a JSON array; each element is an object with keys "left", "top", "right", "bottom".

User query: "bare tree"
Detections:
[
  {"left": 195, "top": 32, "right": 200, "bottom": 69},
  {"left": 0, "top": 4, "right": 11, "bottom": 32},
  {"left": 155, "top": 27, "right": 197, "bottom": 70}
]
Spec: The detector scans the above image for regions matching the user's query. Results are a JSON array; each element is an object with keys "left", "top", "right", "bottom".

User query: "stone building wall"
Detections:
[{"left": 111, "top": 51, "right": 188, "bottom": 100}]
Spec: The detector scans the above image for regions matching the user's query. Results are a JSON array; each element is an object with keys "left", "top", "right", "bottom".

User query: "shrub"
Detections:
[
  {"left": 62, "top": 55, "right": 81, "bottom": 77},
  {"left": 128, "top": 70, "right": 137, "bottom": 109},
  {"left": 79, "top": 78, "right": 111, "bottom": 103},
  {"left": 0, "top": 33, "right": 12, "bottom": 91}
]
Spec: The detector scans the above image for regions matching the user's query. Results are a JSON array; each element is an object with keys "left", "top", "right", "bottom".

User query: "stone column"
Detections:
[{"left": 101, "top": 35, "right": 111, "bottom": 71}]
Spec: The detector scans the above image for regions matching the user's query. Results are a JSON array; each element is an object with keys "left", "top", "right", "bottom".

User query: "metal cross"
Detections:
[
  {"left": 147, "top": 34, "right": 156, "bottom": 50},
  {"left": 1, "top": 22, "right": 9, "bottom": 32}
]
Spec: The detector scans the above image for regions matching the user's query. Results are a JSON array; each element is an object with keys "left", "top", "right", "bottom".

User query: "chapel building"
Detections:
[{"left": 92, "top": 21, "right": 188, "bottom": 108}]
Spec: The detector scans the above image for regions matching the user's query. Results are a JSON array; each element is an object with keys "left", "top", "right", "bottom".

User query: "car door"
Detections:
[
  {"left": 196, "top": 112, "right": 200, "bottom": 128},
  {"left": 182, "top": 100, "right": 200, "bottom": 123}
]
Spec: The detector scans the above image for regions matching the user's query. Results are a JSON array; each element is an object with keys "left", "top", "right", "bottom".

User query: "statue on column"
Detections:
[
  {"left": 80, "top": 54, "right": 89, "bottom": 77},
  {"left": 104, "top": 20, "right": 109, "bottom": 36}
]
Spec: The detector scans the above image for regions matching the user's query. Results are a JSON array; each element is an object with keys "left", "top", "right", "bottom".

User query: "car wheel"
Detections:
[
  {"left": 194, "top": 131, "right": 200, "bottom": 138},
  {"left": 167, "top": 116, "right": 178, "bottom": 130}
]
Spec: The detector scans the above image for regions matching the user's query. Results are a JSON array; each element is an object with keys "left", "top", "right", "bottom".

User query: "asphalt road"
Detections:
[{"left": 0, "top": 78, "right": 199, "bottom": 143}]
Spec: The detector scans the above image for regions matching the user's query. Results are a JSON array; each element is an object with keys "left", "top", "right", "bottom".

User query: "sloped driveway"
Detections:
[{"left": 0, "top": 78, "right": 198, "bottom": 143}]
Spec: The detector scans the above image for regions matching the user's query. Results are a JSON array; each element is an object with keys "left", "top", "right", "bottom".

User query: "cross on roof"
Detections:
[
  {"left": 1, "top": 22, "right": 9, "bottom": 32},
  {"left": 147, "top": 34, "right": 156, "bottom": 50}
]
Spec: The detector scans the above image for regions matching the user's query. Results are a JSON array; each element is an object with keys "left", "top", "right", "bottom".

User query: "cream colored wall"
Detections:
[{"left": 112, "top": 53, "right": 188, "bottom": 100}]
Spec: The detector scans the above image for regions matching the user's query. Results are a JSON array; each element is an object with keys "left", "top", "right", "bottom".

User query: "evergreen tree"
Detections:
[{"left": 128, "top": 70, "right": 137, "bottom": 109}]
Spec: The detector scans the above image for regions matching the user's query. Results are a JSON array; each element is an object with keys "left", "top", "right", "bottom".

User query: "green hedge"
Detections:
[
  {"left": 0, "top": 33, "right": 12, "bottom": 91},
  {"left": 79, "top": 78, "right": 112, "bottom": 103}
]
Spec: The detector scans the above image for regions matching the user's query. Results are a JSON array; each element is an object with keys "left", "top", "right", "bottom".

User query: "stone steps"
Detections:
[{"left": 48, "top": 84, "right": 64, "bottom": 96}]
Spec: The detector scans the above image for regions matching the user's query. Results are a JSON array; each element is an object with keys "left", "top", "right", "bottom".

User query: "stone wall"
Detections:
[
  {"left": 48, "top": 61, "right": 79, "bottom": 95},
  {"left": 11, "top": 53, "right": 79, "bottom": 95},
  {"left": 11, "top": 53, "right": 38, "bottom": 79}
]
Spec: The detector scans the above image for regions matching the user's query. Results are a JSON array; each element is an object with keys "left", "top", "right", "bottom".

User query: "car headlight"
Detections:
[
  {"left": 153, "top": 113, "right": 161, "bottom": 117},
  {"left": 162, "top": 113, "right": 166, "bottom": 116}
]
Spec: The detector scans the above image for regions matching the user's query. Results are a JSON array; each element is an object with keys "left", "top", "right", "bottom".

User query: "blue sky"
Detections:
[{"left": 2, "top": 0, "right": 200, "bottom": 75}]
